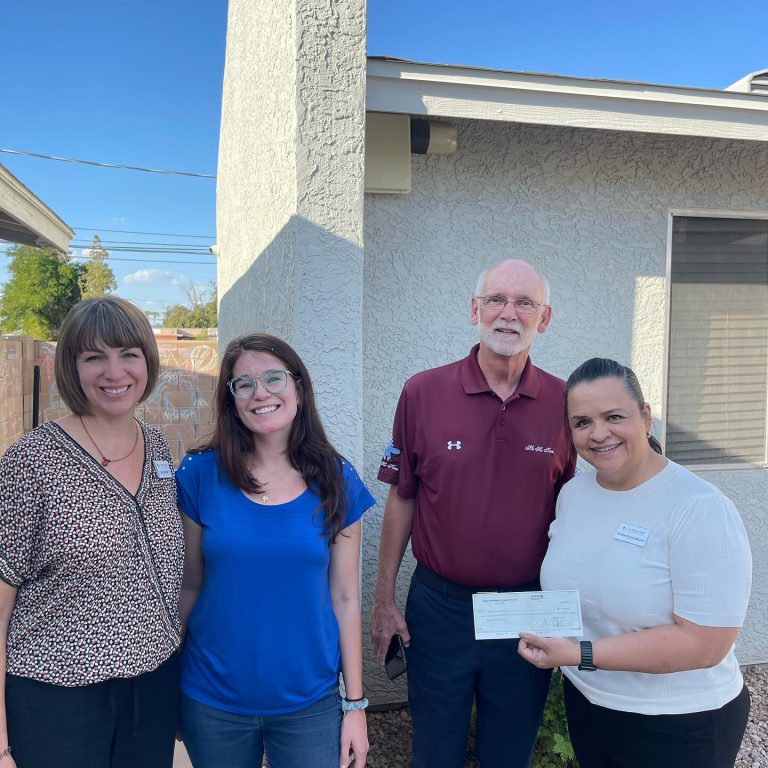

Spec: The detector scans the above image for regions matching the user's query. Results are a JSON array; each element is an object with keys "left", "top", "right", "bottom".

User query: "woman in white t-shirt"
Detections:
[{"left": 518, "top": 357, "right": 752, "bottom": 768}]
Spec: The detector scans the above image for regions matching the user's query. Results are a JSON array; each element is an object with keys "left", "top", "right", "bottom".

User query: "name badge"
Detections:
[
  {"left": 153, "top": 460, "right": 173, "bottom": 479},
  {"left": 614, "top": 523, "right": 651, "bottom": 547}
]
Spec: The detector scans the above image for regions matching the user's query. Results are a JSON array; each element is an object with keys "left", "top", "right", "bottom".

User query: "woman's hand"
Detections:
[
  {"left": 518, "top": 633, "right": 581, "bottom": 669},
  {"left": 340, "top": 709, "right": 368, "bottom": 768}
]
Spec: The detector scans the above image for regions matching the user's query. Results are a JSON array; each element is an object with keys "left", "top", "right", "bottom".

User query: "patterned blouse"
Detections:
[{"left": 0, "top": 421, "right": 183, "bottom": 686}]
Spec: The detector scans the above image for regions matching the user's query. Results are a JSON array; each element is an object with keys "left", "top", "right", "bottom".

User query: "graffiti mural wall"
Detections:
[{"left": 0, "top": 336, "right": 219, "bottom": 465}]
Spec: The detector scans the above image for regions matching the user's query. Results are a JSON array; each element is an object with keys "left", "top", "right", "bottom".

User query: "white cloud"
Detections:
[
  {"left": 111, "top": 216, "right": 126, "bottom": 223},
  {"left": 123, "top": 269, "right": 183, "bottom": 285}
]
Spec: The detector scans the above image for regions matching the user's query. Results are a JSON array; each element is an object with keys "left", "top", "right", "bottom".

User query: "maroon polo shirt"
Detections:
[{"left": 378, "top": 345, "right": 576, "bottom": 587}]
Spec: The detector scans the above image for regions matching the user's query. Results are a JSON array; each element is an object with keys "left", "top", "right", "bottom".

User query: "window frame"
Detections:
[{"left": 662, "top": 208, "right": 768, "bottom": 471}]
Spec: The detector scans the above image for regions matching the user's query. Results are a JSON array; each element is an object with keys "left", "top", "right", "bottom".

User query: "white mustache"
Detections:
[{"left": 492, "top": 321, "right": 523, "bottom": 332}]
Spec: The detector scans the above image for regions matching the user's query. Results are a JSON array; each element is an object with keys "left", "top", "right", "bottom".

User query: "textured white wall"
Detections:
[
  {"left": 362, "top": 119, "right": 768, "bottom": 702},
  {"left": 217, "top": 0, "right": 366, "bottom": 462}
]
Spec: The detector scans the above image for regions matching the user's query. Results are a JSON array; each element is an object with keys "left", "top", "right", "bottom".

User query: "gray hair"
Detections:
[{"left": 474, "top": 260, "right": 551, "bottom": 304}]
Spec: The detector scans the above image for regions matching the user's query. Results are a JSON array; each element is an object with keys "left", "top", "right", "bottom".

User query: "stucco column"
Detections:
[{"left": 217, "top": 0, "right": 366, "bottom": 462}]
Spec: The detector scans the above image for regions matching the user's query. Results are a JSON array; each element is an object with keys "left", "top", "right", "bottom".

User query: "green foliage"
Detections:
[
  {"left": 78, "top": 234, "right": 116, "bottom": 298},
  {"left": 0, "top": 244, "right": 84, "bottom": 339},
  {"left": 162, "top": 282, "right": 217, "bottom": 328},
  {"left": 533, "top": 670, "right": 577, "bottom": 768}
]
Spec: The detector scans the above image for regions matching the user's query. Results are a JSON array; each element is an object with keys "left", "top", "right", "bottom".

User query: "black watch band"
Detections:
[{"left": 578, "top": 640, "right": 597, "bottom": 671}]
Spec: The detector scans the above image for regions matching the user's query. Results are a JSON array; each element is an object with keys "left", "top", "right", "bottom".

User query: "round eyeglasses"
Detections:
[
  {"left": 476, "top": 295, "right": 546, "bottom": 315},
  {"left": 227, "top": 369, "right": 295, "bottom": 399}
]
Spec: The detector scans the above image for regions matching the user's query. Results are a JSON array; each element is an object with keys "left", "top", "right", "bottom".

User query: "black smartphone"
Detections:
[{"left": 385, "top": 633, "right": 407, "bottom": 680}]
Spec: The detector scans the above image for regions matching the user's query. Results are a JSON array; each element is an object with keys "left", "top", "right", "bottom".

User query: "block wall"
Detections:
[{"left": 0, "top": 336, "right": 219, "bottom": 467}]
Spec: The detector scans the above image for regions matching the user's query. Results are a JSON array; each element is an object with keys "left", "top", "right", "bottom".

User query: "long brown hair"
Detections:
[{"left": 204, "top": 333, "right": 347, "bottom": 543}]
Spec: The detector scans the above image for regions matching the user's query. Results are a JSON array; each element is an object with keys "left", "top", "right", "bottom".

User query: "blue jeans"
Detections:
[
  {"left": 406, "top": 565, "right": 552, "bottom": 768},
  {"left": 180, "top": 690, "right": 342, "bottom": 768}
]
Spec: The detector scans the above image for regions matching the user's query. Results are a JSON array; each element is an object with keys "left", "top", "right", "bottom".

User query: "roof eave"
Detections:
[
  {"left": 366, "top": 58, "right": 768, "bottom": 142},
  {"left": 0, "top": 164, "right": 74, "bottom": 253}
]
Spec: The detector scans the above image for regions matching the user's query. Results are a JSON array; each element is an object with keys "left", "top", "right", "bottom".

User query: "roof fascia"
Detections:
[
  {"left": 366, "top": 59, "right": 768, "bottom": 142},
  {"left": 0, "top": 164, "right": 74, "bottom": 253}
]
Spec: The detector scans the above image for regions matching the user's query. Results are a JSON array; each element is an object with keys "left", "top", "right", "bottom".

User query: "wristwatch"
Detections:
[{"left": 578, "top": 640, "right": 597, "bottom": 671}]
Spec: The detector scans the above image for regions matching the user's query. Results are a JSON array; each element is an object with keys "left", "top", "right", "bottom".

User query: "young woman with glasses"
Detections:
[{"left": 177, "top": 333, "right": 373, "bottom": 768}]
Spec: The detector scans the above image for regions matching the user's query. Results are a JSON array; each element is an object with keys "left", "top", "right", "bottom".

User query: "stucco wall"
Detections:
[
  {"left": 217, "top": 0, "right": 367, "bottom": 463},
  {"left": 362, "top": 120, "right": 768, "bottom": 702}
]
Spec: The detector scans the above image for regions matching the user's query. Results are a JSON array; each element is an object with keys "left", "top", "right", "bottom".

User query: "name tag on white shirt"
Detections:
[
  {"left": 614, "top": 523, "right": 651, "bottom": 547},
  {"left": 153, "top": 460, "right": 173, "bottom": 478}
]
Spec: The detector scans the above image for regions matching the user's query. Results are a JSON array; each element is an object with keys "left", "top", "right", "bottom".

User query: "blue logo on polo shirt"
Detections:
[{"left": 383, "top": 440, "right": 401, "bottom": 461}]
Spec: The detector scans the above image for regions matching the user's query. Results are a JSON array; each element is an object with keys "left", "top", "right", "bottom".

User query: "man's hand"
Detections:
[{"left": 370, "top": 599, "right": 410, "bottom": 664}]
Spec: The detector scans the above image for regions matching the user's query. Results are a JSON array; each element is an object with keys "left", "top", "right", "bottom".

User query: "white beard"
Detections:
[{"left": 478, "top": 319, "right": 538, "bottom": 356}]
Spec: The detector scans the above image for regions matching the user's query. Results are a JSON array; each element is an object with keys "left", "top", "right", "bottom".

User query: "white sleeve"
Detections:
[{"left": 669, "top": 492, "right": 752, "bottom": 627}]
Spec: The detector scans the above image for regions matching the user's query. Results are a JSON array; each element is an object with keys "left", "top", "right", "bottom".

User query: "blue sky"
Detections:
[{"left": 2, "top": 0, "right": 767, "bottom": 320}]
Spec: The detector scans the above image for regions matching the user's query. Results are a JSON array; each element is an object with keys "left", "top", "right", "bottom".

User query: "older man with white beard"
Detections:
[{"left": 372, "top": 259, "right": 576, "bottom": 768}]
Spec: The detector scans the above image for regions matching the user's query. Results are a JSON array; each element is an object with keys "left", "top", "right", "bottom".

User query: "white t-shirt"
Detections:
[{"left": 541, "top": 460, "right": 752, "bottom": 715}]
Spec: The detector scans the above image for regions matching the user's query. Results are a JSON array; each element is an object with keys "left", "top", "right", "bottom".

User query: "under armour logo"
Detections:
[{"left": 447, "top": 440, "right": 462, "bottom": 450}]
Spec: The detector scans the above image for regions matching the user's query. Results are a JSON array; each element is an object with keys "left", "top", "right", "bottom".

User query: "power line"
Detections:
[
  {"left": 0, "top": 249, "right": 215, "bottom": 266},
  {"left": 72, "top": 255, "right": 216, "bottom": 264},
  {"left": 71, "top": 239, "right": 212, "bottom": 248},
  {"left": 71, "top": 244, "right": 213, "bottom": 255},
  {"left": 0, "top": 148, "right": 216, "bottom": 179},
  {"left": 74, "top": 227, "right": 215, "bottom": 239}
]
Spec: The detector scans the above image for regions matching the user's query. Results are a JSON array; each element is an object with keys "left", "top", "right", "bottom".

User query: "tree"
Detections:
[
  {"left": 162, "top": 282, "right": 217, "bottom": 328},
  {"left": 0, "top": 244, "right": 84, "bottom": 339},
  {"left": 78, "top": 234, "right": 116, "bottom": 298}
]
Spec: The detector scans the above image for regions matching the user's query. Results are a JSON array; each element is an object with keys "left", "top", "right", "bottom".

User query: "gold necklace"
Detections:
[
  {"left": 79, "top": 416, "right": 139, "bottom": 467},
  {"left": 254, "top": 464, "right": 295, "bottom": 504}
]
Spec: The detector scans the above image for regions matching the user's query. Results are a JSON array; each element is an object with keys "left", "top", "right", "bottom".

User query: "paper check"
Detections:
[{"left": 472, "top": 590, "right": 583, "bottom": 640}]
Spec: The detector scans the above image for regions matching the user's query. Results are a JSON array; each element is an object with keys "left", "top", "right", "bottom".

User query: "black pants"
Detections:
[
  {"left": 6, "top": 652, "right": 179, "bottom": 768},
  {"left": 563, "top": 675, "right": 750, "bottom": 768},
  {"left": 405, "top": 565, "right": 552, "bottom": 768}
]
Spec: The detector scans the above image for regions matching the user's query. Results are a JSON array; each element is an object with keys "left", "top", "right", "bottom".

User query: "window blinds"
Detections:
[{"left": 667, "top": 217, "right": 768, "bottom": 465}]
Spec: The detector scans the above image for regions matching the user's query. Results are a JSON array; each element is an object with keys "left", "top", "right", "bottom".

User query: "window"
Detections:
[{"left": 666, "top": 215, "right": 768, "bottom": 466}]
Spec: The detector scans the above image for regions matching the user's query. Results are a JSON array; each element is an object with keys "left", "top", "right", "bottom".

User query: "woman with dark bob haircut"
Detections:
[
  {"left": 518, "top": 358, "right": 752, "bottom": 768},
  {"left": 177, "top": 332, "right": 374, "bottom": 768},
  {"left": 0, "top": 296, "right": 183, "bottom": 768}
]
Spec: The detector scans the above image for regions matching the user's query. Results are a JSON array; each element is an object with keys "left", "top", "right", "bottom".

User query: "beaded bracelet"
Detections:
[{"left": 341, "top": 696, "right": 369, "bottom": 711}]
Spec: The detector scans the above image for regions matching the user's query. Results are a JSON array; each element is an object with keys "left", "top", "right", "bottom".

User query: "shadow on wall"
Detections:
[
  {"left": 0, "top": 336, "right": 220, "bottom": 466},
  {"left": 217, "top": 215, "right": 365, "bottom": 460},
  {"left": 218, "top": 225, "right": 296, "bottom": 349}
]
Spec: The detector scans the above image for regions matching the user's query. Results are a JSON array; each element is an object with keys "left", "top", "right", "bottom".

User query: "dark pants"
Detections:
[
  {"left": 405, "top": 565, "right": 552, "bottom": 768},
  {"left": 563, "top": 675, "right": 750, "bottom": 768},
  {"left": 6, "top": 652, "right": 179, "bottom": 768}
]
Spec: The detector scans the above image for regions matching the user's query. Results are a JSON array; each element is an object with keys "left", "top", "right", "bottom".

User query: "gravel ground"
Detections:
[{"left": 365, "top": 665, "right": 768, "bottom": 768}]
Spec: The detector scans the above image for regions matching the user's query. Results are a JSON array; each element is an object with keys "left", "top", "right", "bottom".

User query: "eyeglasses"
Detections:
[
  {"left": 227, "top": 369, "right": 295, "bottom": 399},
  {"left": 476, "top": 295, "right": 546, "bottom": 314}
]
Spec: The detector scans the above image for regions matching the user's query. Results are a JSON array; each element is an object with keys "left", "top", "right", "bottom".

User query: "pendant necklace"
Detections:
[
  {"left": 255, "top": 464, "right": 295, "bottom": 504},
  {"left": 80, "top": 416, "right": 139, "bottom": 467}
]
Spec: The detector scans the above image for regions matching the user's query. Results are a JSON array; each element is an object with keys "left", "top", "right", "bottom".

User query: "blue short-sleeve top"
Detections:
[{"left": 177, "top": 449, "right": 375, "bottom": 715}]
